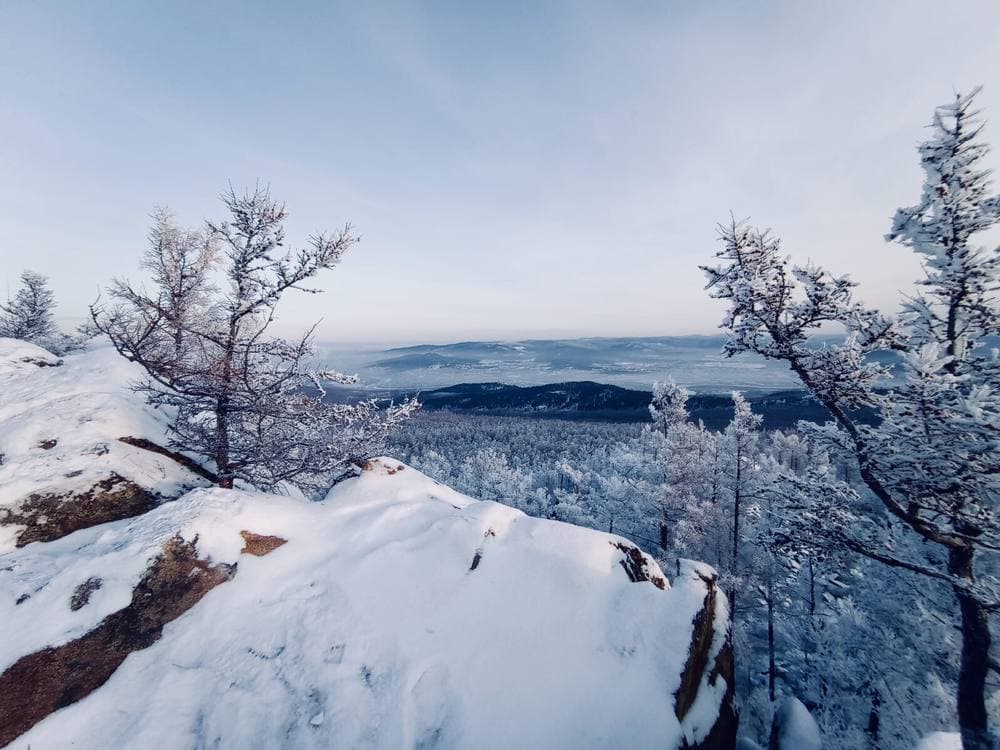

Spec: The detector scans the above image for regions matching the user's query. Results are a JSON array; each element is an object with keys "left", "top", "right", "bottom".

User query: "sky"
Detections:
[{"left": 2, "top": 1, "right": 1000, "bottom": 344}]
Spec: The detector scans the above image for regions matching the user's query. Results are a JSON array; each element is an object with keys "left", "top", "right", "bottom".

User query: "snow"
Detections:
[
  {"left": 915, "top": 732, "right": 961, "bottom": 750},
  {"left": 772, "top": 696, "right": 821, "bottom": 750},
  {"left": 0, "top": 338, "right": 207, "bottom": 552},
  {"left": 0, "top": 458, "right": 729, "bottom": 749}
]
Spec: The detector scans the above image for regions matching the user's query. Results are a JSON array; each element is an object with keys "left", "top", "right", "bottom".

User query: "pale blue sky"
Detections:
[{"left": 2, "top": 1, "right": 999, "bottom": 343}]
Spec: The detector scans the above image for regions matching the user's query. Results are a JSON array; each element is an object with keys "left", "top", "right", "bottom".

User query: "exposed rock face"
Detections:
[
  {"left": 0, "top": 537, "right": 235, "bottom": 747},
  {"left": 674, "top": 564, "right": 738, "bottom": 750},
  {"left": 3, "top": 473, "right": 160, "bottom": 547},
  {"left": 69, "top": 576, "right": 103, "bottom": 611},
  {"left": 612, "top": 540, "right": 668, "bottom": 590},
  {"left": 239, "top": 530, "right": 287, "bottom": 556}
]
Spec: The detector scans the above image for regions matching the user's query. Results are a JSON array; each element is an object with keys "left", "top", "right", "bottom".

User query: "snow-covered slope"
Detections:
[
  {"left": 0, "top": 342, "right": 736, "bottom": 749},
  {"left": 0, "top": 339, "right": 209, "bottom": 552}
]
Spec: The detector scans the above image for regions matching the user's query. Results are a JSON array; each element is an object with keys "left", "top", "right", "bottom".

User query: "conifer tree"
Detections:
[
  {"left": 702, "top": 90, "right": 1000, "bottom": 749},
  {"left": 0, "top": 270, "right": 80, "bottom": 354}
]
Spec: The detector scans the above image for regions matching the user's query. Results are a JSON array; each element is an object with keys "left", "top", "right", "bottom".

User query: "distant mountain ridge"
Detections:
[
  {"left": 315, "top": 333, "right": 924, "bottom": 393},
  {"left": 412, "top": 381, "right": 852, "bottom": 429},
  {"left": 342, "top": 334, "right": 805, "bottom": 391},
  {"left": 318, "top": 380, "right": 877, "bottom": 430}
]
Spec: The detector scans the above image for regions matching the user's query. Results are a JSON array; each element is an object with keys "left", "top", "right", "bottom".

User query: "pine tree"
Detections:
[
  {"left": 701, "top": 90, "right": 1000, "bottom": 749},
  {"left": 720, "top": 391, "right": 763, "bottom": 622},
  {"left": 1, "top": 270, "right": 57, "bottom": 343},
  {"left": 0, "top": 270, "right": 81, "bottom": 354},
  {"left": 649, "top": 378, "right": 691, "bottom": 435}
]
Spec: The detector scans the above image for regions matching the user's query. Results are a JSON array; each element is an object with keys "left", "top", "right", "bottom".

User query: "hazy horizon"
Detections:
[{"left": 4, "top": 1, "right": 1000, "bottom": 342}]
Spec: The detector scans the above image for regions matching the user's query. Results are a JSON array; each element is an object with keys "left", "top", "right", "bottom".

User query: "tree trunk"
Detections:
[
  {"left": 867, "top": 688, "right": 881, "bottom": 750},
  {"left": 215, "top": 323, "right": 237, "bottom": 490},
  {"left": 215, "top": 398, "right": 233, "bottom": 489},
  {"left": 950, "top": 544, "right": 992, "bottom": 750},
  {"left": 767, "top": 568, "right": 776, "bottom": 702},
  {"left": 730, "top": 447, "right": 742, "bottom": 623}
]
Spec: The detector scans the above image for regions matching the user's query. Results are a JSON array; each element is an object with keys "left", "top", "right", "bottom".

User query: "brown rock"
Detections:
[
  {"left": 0, "top": 536, "right": 235, "bottom": 747},
  {"left": 69, "top": 577, "right": 103, "bottom": 611},
  {"left": 239, "top": 530, "right": 287, "bottom": 556},
  {"left": 2, "top": 473, "right": 160, "bottom": 547},
  {"left": 611, "top": 541, "right": 667, "bottom": 590},
  {"left": 674, "top": 571, "right": 738, "bottom": 750}
]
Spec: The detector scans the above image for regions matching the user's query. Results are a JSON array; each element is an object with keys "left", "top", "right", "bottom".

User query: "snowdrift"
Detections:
[{"left": 0, "top": 341, "right": 736, "bottom": 749}]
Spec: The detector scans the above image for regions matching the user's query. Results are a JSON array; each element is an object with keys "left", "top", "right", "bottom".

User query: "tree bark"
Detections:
[
  {"left": 950, "top": 544, "right": 992, "bottom": 750},
  {"left": 215, "top": 398, "right": 233, "bottom": 489},
  {"left": 767, "top": 568, "right": 776, "bottom": 702},
  {"left": 867, "top": 687, "right": 881, "bottom": 750},
  {"left": 730, "top": 444, "right": 742, "bottom": 623}
]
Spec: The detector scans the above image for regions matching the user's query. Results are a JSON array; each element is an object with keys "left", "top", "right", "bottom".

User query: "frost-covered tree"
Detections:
[
  {"left": 0, "top": 270, "right": 82, "bottom": 355},
  {"left": 1, "top": 270, "right": 57, "bottom": 343},
  {"left": 702, "top": 90, "right": 1000, "bottom": 749},
  {"left": 456, "top": 447, "right": 532, "bottom": 506},
  {"left": 721, "top": 392, "right": 763, "bottom": 619},
  {"left": 105, "top": 207, "right": 218, "bottom": 355},
  {"left": 93, "top": 185, "right": 417, "bottom": 494},
  {"left": 650, "top": 378, "right": 691, "bottom": 435},
  {"left": 0, "top": 270, "right": 56, "bottom": 343},
  {"left": 652, "top": 384, "right": 715, "bottom": 557}
]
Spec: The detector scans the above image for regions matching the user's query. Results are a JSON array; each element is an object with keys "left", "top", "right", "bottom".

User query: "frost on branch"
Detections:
[
  {"left": 92, "top": 185, "right": 418, "bottom": 495},
  {"left": 701, "top": 89, "right": 1000, "bottom": 749},
  {"left": 0, "top": 270, "right": 82, "bottom": 355}
]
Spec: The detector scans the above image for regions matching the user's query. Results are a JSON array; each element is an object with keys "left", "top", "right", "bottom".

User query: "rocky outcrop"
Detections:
[
  {"left": 0, "top": 537, "right": 235, "bottom": 747},
  {"left": 0, "top": 344, "right": 740, "bottom": 750},
  {"left": 675, "top": 563, "right": 738, "bottom": 750},
  {"left": 2, "top": 473, "right": 160, "bottom": 547},
  {"left": 239, "top": 530, "right": 287, "bottom": 556},
  {"left": 612, "top": 540, "right": 668, "bottom": 590}
]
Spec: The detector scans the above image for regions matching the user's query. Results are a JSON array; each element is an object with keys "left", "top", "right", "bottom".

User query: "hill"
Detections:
[
  {"left": 0, "top": 339, "right": 736, "bottom": 749},
  {"left": 381, "top": 381, "right": 875, "bottom": 429}
]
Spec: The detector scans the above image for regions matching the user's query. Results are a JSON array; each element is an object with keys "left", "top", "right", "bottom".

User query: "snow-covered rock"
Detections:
[
  {"left": 0, "top": 460, "right": 736, "bottom": 748},
  {"left": 0, "top": 339, "right": 209, "bottom": 552},
  {"left": 770, "top": 696, "right": 821, "bottom": 750},
  {"left": 915, "top": 732, "right": 961, "bottom": 750},
  {"left": 0, "top": 342, "right": 737, "bottom": 749}
]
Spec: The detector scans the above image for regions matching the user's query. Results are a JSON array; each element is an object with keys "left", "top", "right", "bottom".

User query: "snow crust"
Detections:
[
  {"left": 2, "top": 457, "right": 727, "bottom": 749},
  {"left": 0, "top": 339, "right": 206, "bottom": 552}
]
